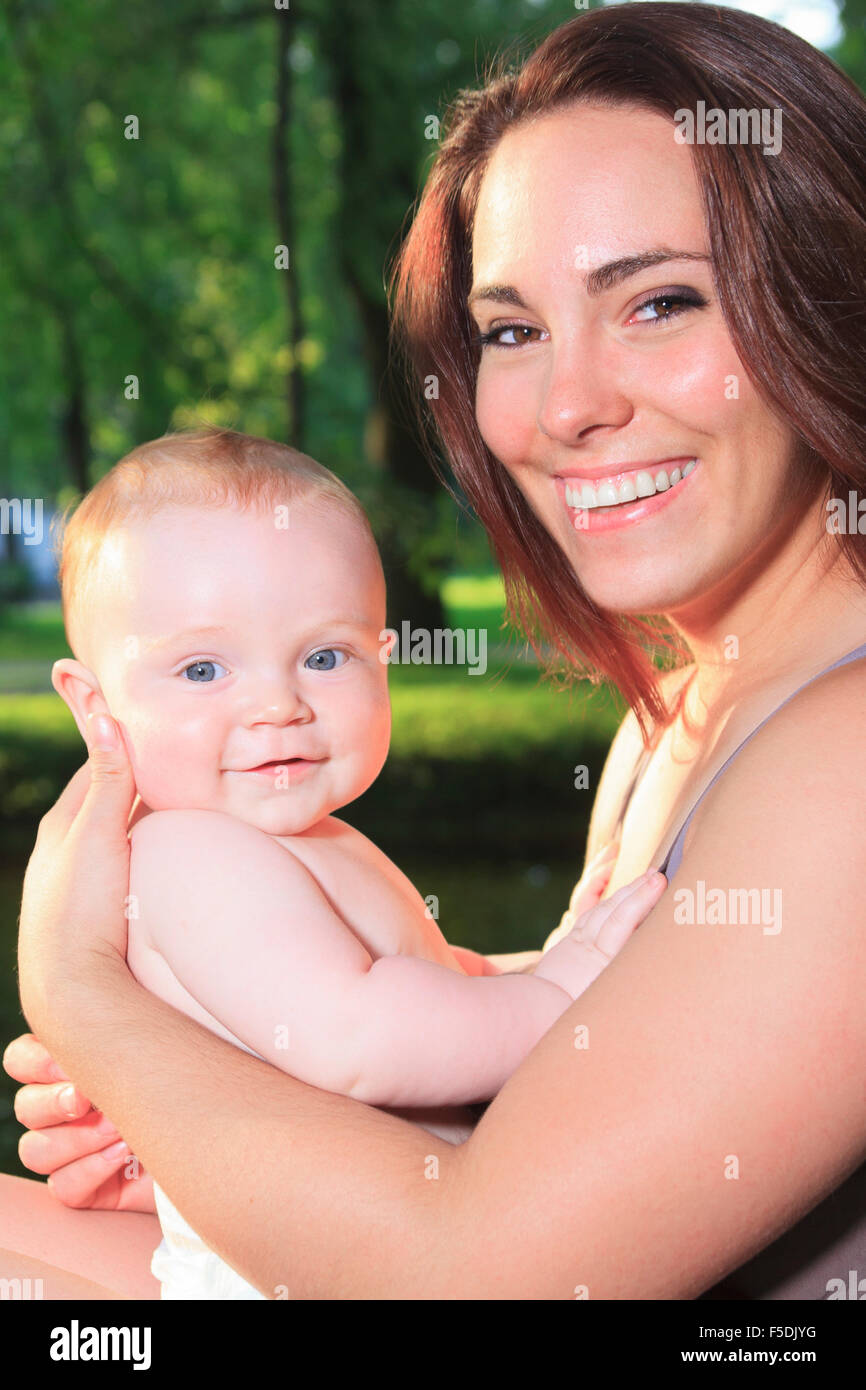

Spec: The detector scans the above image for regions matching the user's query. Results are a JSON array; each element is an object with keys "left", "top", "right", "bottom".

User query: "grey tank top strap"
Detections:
[{"left": 658, "top": 640, "right": 866, "bottom": 880}]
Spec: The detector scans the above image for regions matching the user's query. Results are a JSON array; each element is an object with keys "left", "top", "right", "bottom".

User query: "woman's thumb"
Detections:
[{"left": 83, "top": 713, "right": 136, "bottom": 803}]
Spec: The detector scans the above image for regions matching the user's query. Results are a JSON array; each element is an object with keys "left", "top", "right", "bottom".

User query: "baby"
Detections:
[{"left": 51, "top": 428, "right": 664, "bottom": 1299}]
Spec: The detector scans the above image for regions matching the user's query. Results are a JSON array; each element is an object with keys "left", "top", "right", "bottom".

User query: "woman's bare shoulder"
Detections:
[{"left": 681, "top": 651, "right": 866, "bottom": 864}]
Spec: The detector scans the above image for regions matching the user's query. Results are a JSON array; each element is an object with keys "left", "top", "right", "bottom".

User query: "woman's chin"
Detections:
[{"left": 572, "top": 570, "right": 695, "bottom": 620}]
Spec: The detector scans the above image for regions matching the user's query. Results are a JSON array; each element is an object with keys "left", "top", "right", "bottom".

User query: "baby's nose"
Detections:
[{"left": 242, "top": 680, "right": 312, "bottom": 726}]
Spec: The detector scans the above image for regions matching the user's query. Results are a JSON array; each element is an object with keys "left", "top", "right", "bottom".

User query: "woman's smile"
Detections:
[{"left": 557, "top": 458, "right": 700, "bottom": 533}]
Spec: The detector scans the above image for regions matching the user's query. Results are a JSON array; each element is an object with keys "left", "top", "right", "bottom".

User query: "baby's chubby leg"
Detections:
[{"left": 0, "top": 1173, "right": 161, "bottom": 1300}]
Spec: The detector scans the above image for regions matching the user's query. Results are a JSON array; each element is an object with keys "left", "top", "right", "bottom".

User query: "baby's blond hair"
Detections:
[{"left": 55, "top": 426, "right": 376, "bottom": 660}]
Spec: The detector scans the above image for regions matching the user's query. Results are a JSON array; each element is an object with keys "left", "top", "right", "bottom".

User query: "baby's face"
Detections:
[{"left": 84, "top": 498, "right": 391, "bottom": 836}]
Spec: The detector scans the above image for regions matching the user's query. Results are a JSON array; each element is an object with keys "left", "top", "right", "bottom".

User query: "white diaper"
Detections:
[{"left": 151, "top": 1181, "right": 267, "bottom": 1300}]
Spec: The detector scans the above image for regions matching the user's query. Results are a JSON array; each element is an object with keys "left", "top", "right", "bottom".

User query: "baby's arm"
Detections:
[
  {"left": 447, "top": 946, "right": 503, "bottom": 976},
  {"left": 129, "top": 811, "right": 655, "bottom": 1108}
]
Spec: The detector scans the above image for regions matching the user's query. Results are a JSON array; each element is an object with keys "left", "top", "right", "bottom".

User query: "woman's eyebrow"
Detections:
[{"left": 468, "top": 249, "right": 711, "bottom": 309}]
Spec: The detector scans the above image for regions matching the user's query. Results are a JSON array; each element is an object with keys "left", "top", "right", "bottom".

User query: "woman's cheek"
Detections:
[
  {"left": 644, "top": 329, "right": 741, "bottom": 426},
  {"left": 475, "top": 368, "right": 534, "bottom": 467}
]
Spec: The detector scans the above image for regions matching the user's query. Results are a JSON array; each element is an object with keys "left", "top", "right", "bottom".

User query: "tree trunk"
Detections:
[
  {"left": 60, "top": 315, "right": 90, "bottom": 494},
  {"left": 273, "top": 8, "right": 306, "bottom": 448},
  {"left": 326, "top": 13, "right": 446, "bottom": 630}
]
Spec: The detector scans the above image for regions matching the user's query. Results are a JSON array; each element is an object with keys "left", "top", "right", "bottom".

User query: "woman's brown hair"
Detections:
[{"left": 389, "top": 2, "right": 866, "bottom": 736}]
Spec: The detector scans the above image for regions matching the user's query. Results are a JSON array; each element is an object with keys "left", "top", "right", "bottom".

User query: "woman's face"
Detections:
[{"left": 470, "top": 102, "right": 802, "bottom": 620}]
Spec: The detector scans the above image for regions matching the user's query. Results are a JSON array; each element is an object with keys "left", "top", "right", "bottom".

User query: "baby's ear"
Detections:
[{"left": 51, "top": 659, "right": 110, "bottom": 745}]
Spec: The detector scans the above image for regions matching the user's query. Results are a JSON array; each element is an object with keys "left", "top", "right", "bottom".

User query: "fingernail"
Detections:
[
  {"left": 100, "top": 1139, "right": 129, "bottom": 1162},
  {"left": 58, "top": 1085, "right": 81, "bottom": 1118}
]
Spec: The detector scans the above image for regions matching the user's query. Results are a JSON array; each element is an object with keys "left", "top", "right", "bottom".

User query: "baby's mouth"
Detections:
[
  {"left": 226, "top": 757, "right": 328, "bottom": 784},
  {"left": 249, "top": 758, "right": 303, "bottom": 771},
  {"left": 241, "top": 758, "right": 322, "bottom": 774}
]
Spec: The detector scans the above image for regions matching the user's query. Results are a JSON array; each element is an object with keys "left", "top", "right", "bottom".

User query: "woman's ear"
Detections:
[{"left": 51, "top": 659, "right": 111, "bottom": 745}]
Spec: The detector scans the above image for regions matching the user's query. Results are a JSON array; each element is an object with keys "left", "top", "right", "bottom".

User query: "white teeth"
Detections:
[{"left": 564, "top": 460, "right": 697, "bottom": 510}]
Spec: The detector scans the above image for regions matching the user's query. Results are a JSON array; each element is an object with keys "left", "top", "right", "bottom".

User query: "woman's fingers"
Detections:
[
  {"left": 13, "top": 1079, "right": 94, "bottom": 1130},
  {"left": 47, "top": 1157, "right": 154, "bottom": 1214},
  {"left": 17, "top": 1107, "right": 124, "bottom": 1176},
  {"left": 3, "top": 1032, "right": 72, "bottom": 1086}
]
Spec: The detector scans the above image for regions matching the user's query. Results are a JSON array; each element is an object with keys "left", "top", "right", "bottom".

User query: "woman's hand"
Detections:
[
  {"left": 3, "top": 1033, "right": 155, "bottom": 1213},
  {"left": 17, "top": 712, "right": 137, "bottom": 1049}
]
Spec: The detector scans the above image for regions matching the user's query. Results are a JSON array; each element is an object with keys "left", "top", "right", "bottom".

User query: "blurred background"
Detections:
[{"left": 0, "top": 0, "right": 864, "bottom": 1175}]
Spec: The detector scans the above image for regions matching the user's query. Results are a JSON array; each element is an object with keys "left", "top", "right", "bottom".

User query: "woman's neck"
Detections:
[{"left": 664, "top": 505, "right": 866, "bottom": 727}]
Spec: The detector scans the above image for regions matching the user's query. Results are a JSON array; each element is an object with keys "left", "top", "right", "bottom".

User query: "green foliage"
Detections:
[
  {"left": 0, "top": 0, "right": 583, "bottom": 597},
  {"left": 0, "top": 603, "right": 70, "bottom": 660},
  {"left": 832, "top": 0, "right": 866, "bottom": 88}
]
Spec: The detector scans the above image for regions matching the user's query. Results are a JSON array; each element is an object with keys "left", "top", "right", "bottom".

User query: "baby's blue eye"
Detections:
[
  {"left": 183, "top": 660, "right": 228, "bottom": 683},
  {"left": 304, "top": 649, "right": 347, "bottom": 672}
]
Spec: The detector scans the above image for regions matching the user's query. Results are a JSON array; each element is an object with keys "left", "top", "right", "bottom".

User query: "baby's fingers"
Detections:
[{"left": 595, "top": 870, "right": 667, "bottom": 958}]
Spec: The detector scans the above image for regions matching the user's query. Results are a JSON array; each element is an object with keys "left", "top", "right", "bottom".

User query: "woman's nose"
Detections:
[{"left": 536, "top": 338, "right": 634, "bottom": 446}]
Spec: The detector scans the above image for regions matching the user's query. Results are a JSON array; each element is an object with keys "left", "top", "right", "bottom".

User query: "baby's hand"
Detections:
[
  {"left": 542, "top": 841, "right": 619, "bottom": 952},
  {"left": 533, "top": 869, "right": 666, "bottom": 1000}
]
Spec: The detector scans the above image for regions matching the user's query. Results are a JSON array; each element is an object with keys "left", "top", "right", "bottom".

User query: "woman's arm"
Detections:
[{"left": 18, "top": 683, "right": 866, "bottom": 1297}]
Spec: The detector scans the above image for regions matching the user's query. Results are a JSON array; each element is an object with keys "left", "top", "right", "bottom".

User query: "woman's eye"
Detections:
[
  {"left": 182, "top": 660, "right": 229, "bottom": 683},
  {"left": 475, "top": 323, "right": 545, "bottom": 350},
  {"left": 304, "top": 648, "right": 348, "bottom": 672},
  {"left": 628, "top": 291, "right": 706, "bottom": 326}
]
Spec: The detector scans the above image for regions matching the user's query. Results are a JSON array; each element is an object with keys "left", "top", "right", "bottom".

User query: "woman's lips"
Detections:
[{"left": 556, "top": 459, "right": 699, "bottom": 533}]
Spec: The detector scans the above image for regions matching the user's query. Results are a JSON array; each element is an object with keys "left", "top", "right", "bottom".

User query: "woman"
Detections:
[{"left": 3, "top": 3, "right": 866, "bottom": 1299}]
